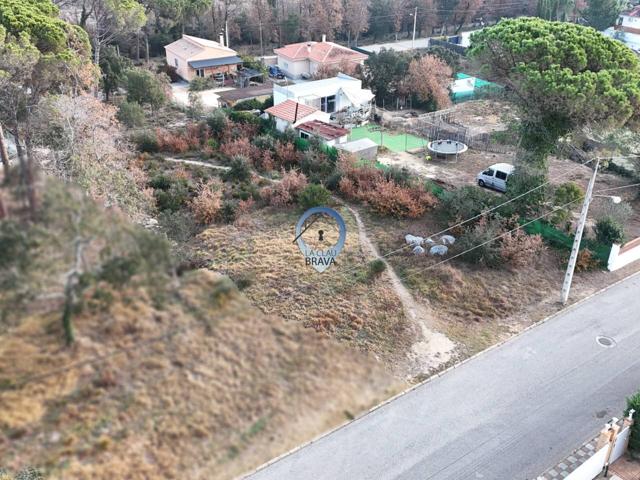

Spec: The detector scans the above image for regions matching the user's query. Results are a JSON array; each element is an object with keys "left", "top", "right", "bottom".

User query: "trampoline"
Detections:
[{"left": 427, "top": 139, "right": 468, "bottom": 157}]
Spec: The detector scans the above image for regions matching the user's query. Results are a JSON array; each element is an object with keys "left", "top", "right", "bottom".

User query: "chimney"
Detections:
[
  {"left": 293, "top": 102, "right": 299, "bottom": 124},
  {"left": 321, "top": 34, "right": 326, "bottom": 43},
  {"left": 306, "top": 42, "right": 312, "bottom": 54},
  {"left": 219, "top": 33, "right": 225, "bottom": 46}
]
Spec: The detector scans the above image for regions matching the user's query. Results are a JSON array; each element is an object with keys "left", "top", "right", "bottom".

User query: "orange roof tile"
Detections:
[
  {"left": 274, "top": 41, "right": 367, "bottom": 65},
  {"left": 265, "top": 100, "right": 318, "bottom": 123}
]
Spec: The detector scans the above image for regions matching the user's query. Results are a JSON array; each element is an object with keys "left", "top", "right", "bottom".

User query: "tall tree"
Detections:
[
  {"left": 0, "top": 0, "right": 95, "bottom": 214},
  {"left": 343, "top": 0, "right": 370, "bottom": 45},
  {"left": 407, "top": 54, "right": 453, "bottom": 109},
  {"left": 470, "top": 18, "right": 640, "bottom": 172},
  {"left": 582, "top": 0, "right": 626, "bottom": 30},
  {"left": 362, "top": 49, "right": 411, "bottom": 105},
  {"left": 82, "top": 0, "right": 146, "bottom": 64}
]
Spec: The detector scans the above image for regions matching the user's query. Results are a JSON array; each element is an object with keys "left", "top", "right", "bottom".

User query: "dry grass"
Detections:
[
  {"left": 0, "top": 270, "right": 403, "bottom": 479},
  {"left": 195, "top": 206, "right": 414, "bottom": 367}
]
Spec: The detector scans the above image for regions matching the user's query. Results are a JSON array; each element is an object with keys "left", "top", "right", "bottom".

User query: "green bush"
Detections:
[
  {"left": 228, "top": 110, "right": 261, "bottom": 125},
  {"left": 189, "top": 77, "right": 214, "bottom": 92},
  {"left": 207, "top": 109, "right": 229, "bottom": 137},
  {"left": 368, "top": 259, "right": 386, "bottom": 276},
  {"left": 625, "top": 389, "right": 640, "bottom": 454},
  {"left": 384, "top": 166, "right": 411, "bottom": 187},
  {"left": 233, "top": 98, "right": 263, "bottom": 111},
  {"left": 551, "top": 182, "right": 584, "bottom": 225},
  {"left": 505, "top": 170, "right": 548, "bottom": 215},
  {"left": 252, "top": 134, "right": 277, "bottom": 151},
  {"left": 133, "top": 130, "right": 159, "bottom": 153},
  {"left": 298, "top": 184, "right": 332, "bottom": 209},
  {"left": 220, "top": 201, "right": 238, "bottom": 224},
  {"left": 117, "top": 101, "right": 146, "bottom": 128},
  {"left": 595, "top": 216, "right": 625, "bottom": 245},
  {"left": 153, "top": 178, "right": 191, "bottom": 212},
  {"left": 125, "top": 68, "right": 167, "bottom": 110},
  {"left": 440, "top": 185, "right": 496, "bottom": 222},
  {"left": 456, "top": 217, "right": 505, "bottom": 267},
  {"left": 223, "top": 156, "right": 252, "bottom": 183}
]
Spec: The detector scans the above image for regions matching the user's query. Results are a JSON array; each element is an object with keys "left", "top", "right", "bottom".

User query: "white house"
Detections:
[
  {"left": 274, "top": 35, "right": 368, "bottom": 79},
  {"left": 265, "top": 99, "right": 330, "bottom": 132},
  {"left": 273, "top": 74, "right": 374, "bottom": 125},
  {"left": 603, "top": 6, "right": 640, "bottom": 53}
]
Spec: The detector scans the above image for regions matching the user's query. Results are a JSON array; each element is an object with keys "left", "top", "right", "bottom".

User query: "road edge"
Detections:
[{"left": 240, "top": 269, "right": 640, "bottom": 479}]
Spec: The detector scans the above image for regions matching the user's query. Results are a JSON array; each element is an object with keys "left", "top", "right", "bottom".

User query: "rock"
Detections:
[
  {"left": 49, "top": 431, "right": 61, "bottom": 443},
  {"left": 425, "top": 237, "right": 435, "bottom": 245},
  {"left": 441, "top": 235, "right": 456, "bottom": 245},
  {"left": 430, "top": 245, "right": 448, "bottom": 256},
  {"left": 405, "top": 234, "right": 424, "bottom": 246},
  {"left": 412, "top": 245, "right": 425, "bottom": 255}
]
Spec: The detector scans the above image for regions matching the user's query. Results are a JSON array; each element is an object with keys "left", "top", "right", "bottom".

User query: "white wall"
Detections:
[
  {"left": 608, "top": 237, "right": 640, "bottom": 271},
  {"left": 277, "top": 57, "right": 310, "bottom": 78},
  {"left": 564, "top": 446, "right": 608, "bottom": 480},
  {"left": 165, "top": 49, "right": 192, "bottom": 81},
  {"left": 621, "top": 14, "right": 640, "bottom": 29}
]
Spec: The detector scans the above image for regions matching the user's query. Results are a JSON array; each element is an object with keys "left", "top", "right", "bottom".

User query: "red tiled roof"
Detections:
[
  {"left": 626, "top": 6, "right": 640, "bottom": 17},
  {"left": 274, "top": 41, "right": 368, "bottom": 65},
  {"left": 296, "top": 120, "right": 349, "bottom": 140},
  {"left": 265, "top": 100, "right": 318, "bottom": 123}
]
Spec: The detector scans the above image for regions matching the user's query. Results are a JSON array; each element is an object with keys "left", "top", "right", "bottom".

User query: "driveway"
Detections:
[
  {"left": 247, "top": 273, "right": 640, "bottom": 480},
  {"left": 169, "top": 81, "right": 234, "bottom": 109}
]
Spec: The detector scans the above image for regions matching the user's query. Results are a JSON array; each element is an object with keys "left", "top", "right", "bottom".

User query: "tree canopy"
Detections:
[
  {"left": 470, "top": 17, "right": 640, "bottom": 169},
  {"left": 582, "top": 0, "right": 626, "bottom": 31}
]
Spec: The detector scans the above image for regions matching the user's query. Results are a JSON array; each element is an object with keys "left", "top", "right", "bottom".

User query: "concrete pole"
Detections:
[
  {"left": 412, "top": 7, "right": 418, "bottom": 49},
  {"left": 561, "top": 158, "right": 600, "bottom": 305},
  {"left": 225, "top": 20, "right": 229, "bottom": 49}
]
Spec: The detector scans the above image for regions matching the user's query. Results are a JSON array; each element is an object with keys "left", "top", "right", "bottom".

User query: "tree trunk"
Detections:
[
  {"left": 62, "top": 286, "right": 76, "bottom": 346},
  {"left": 0, "top": 123, "right": 10, "bottom": 179},
  {"left": 136, "top": 32, "right": 141, "bottom": 62},
  {"left": 24, "top": 114, "right": 37, "bottom": 216},
  {"left": 145, "top": 32, "right": 150, "bottom": 63}
]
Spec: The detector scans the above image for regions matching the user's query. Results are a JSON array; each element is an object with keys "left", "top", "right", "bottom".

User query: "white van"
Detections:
[{"left": 476, "top": 163, "right": 514, "bottom": 193}]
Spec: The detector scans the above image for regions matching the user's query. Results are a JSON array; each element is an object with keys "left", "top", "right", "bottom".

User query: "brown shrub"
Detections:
[
  {"left": 156, "top": 128, "right": 190, "bottom": 154},
  {"left": 261, "top": 170, "right": 308, "bottom": 206},
  {"left": 337, "top": 156, "right": 436, "bottom": 218},
  {"left": 499, "top": 230, "right": 544, "bottom": 267},
  {"left": 275, "top": 142, "right": 301, "bottom": 169},
  {"left": 220, "top": 138, "right": 261, "bottom": 165},
  {"left": 575, "top": 249, "right": 600, "bottom": 272},
  {"left": 190, "top": 179, "right": 223, "bottom": 224}
]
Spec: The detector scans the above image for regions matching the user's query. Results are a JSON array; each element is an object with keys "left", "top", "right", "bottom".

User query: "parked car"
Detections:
[
  {"left": 268, "top": 65, "right": 285, "bottom": 79},
  {"left": 477, "top": 163, "right": 514, "bottom": 192}
]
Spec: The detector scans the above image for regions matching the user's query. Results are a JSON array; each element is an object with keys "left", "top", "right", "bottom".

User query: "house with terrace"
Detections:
[
  {"left": 272, "top": 74, "right": 374, "bottom": 126},
  {"left": 265, "top": 99, "right": 331, "bottom": 132},
  {"left": 274, "top": 35, "right": 368, "bottom": 79},
  {"left": 164, "top": 35, "right": 242, "bottom": 81}
]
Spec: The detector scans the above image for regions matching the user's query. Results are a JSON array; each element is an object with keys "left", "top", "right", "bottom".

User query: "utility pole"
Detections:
[
  {"left": 561, "top": 158, "right": 600, "bottom": 305},
  {"left": 412, "top": 6, "right": 418, "bottom": 49},
  {"left": 225, "top": 20, "right": 229, "bottom": 48}
]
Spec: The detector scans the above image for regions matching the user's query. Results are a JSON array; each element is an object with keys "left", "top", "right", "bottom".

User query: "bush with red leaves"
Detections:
[{"left": 261, "top": 170, "right": 308, "bottom": 206}]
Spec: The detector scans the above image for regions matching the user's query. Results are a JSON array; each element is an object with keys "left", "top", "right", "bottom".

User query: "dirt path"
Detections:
[
  {"left": 346, "top": 205, "right": 456, "bottom": 376},
  {"left": 163, "top": 157, "right": 231, "bottom": 171}
]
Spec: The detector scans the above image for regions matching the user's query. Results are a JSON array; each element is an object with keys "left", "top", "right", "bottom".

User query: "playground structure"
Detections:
[{"left": 427, "top": 139, "right": 468, "bottom": 158}]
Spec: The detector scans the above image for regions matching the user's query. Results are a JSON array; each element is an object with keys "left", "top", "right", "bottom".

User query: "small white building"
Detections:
[
  {"left": 273, "top": 74, "right": 374, "bottom": 125},
  {"left": 265, "top": 99, "right": 330, "bottom": 132},
  {"left": 603, "top": 6, "right": 640, "bottom": 53}
]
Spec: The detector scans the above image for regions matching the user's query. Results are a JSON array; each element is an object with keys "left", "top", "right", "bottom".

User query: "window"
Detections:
[
  {"left": 196, "top": 68, "right": 205, "bottom": 77},
  {"left": 495, "top": 171, "right": 508, "bottom": 180},
  {"left": 174, "top": 58, "right": 179, "bottom": 67},
  {"left": 299, "top": 131, "right": 310, "bottom": 140},
  {"left": 320, "top": 95, "right": 336, "bottom": 113},
  {"left": 483, "top": 169, "right": 495, "bottom": 177}
]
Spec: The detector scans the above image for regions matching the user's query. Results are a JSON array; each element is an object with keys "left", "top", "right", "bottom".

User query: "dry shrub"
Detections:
[
  {"left": 575, "top": 249, "right": 600, "bottom": 272},
  {"left": 221, "top": 138, "right": 260, "bottom": 163},
  {"left": 237, "top": 197, "right": 255, "bottom": 215},
  {"left": 156, "top": 128, "right": 190, "bottom": 154},
  {"left": 338, "top": 156, "right": 436, "bottom": 218},
  {"left": 190, "top": 179, "right": 223, "bottom": 224},
  {"left": 261, "top": 170, "right": 308, "bottom": 206},
  {"left": 258, "top": 150, "right": 275, "bottom": 172},
  {"left": 275, "top": 142, "right": 302, "bottom": 169},
  {"left": 500, "top": 230, "right": 544, "bottom": 267}
]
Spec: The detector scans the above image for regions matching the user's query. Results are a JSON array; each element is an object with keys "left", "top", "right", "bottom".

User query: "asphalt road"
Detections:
[{"left": 247, "top": 274, "right": 640, "bottom": 480}]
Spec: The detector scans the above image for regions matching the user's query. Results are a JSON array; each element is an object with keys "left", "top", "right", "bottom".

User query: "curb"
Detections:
[{"left": 240, "top": 269, "right": 640, "bottom": 479}]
